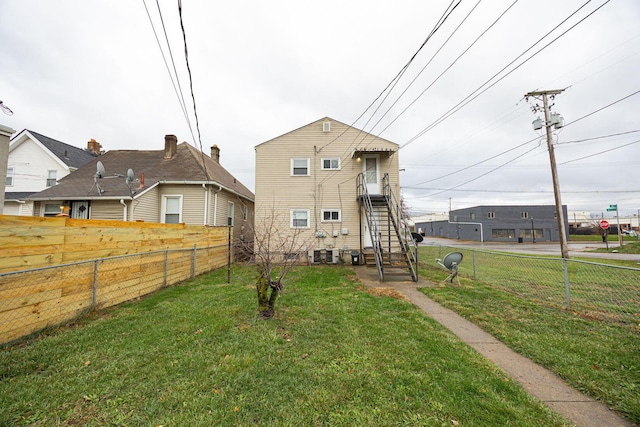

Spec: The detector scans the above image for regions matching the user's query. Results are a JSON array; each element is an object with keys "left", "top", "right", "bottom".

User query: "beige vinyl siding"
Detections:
[
  {"left": 132, "top": 187, "right": 160, "bottom": 223},
  {"left": 213, "top": 190, "right": 254, "bottom": 242},
  {"left": 90, "top": 200, "right": 125, "bottom": 220},
  {"left": 255, "top": 118, "right": 400, "bottom": 252},
  {"left": 159, "top": 184, "right": 206, "bottom": 225}
]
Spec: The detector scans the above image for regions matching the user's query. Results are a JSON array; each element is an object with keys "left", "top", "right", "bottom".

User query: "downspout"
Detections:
[
  {"left": 212, "top": 185, "right": 223, "bottom": 226},
  {"left": 119, "top": 199, "right": 127, "bottom": 221},
  {"left": 202, "top": 184, "right": 208, "bottom": 225}
]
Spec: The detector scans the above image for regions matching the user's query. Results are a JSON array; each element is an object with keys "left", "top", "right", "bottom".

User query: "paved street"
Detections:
[{"left": 421, "top": 237, "right": 640, "bottom": 263}]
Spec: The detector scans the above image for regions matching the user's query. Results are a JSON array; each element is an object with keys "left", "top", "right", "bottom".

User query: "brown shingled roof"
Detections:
[{"left": 28, "top": 142, "right": 254, "bottom": 201}]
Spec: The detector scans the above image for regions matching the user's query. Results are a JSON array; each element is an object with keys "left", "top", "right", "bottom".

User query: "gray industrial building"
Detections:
[{"left": 415, "top": 205, "right": 569, "bottom": 243}]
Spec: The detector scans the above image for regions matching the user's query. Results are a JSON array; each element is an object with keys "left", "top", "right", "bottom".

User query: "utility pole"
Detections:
[{"left": 526, "top": 89, "right": 569, "bottom": 258}]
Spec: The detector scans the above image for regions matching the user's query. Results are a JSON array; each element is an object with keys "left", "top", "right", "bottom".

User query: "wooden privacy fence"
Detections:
[{"left": 0, "top": 215, "right": 232, "bottom": 344}]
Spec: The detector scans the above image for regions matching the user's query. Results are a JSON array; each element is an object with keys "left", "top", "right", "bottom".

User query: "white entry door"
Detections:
[{"left": 362, "top": 154, "right": 380, "bottom": 195}]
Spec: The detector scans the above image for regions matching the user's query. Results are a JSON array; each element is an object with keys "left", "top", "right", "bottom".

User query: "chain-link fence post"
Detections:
[
  {"left": 472, "top": 250, "right": 477, "bottom": 280},
  {"left": 164, "top": 250, "right": 169, "bottom": 287},
  {"left": 563, "top": 258, "right": 571, "bottom": 310},
  {"left": 93, "top": 260, "right": 99, "bottom": 307},
  {"left": 192, "top": 244, "right": 197, "bottom": 279}
]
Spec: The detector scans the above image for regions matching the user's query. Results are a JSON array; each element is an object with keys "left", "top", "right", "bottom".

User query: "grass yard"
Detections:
[
  {"left": 0, "top": 265, "right": 569, "bottom": 426},
  {"left": 418, "top": 256, "right": 640, "bottom": 425}
]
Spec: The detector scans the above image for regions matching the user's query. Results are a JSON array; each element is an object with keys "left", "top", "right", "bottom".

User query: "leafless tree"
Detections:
[{"left": 249, "top": 206, "right": 311, "bottom": 318}]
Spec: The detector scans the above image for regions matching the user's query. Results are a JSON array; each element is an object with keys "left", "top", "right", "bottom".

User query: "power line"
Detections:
[
  {"left": 559, "top": 138, "right": 640, "bottom": 165},
  {"left": 400, "top": 0, "right": 609, "bottom": 150},
  {"left": 177, "top": 0, "right": 209, "bottom": 180}
]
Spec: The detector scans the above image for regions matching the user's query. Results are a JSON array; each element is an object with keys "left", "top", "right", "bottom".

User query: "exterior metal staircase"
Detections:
[{"left": 356, "top": 173, "right": 418, "bottom": 282}]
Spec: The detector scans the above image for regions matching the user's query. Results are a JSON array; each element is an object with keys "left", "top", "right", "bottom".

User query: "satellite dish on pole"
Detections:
[
  {"left": 436, "top": 252, "right": 463, "bottom": 285},
  {"left": 95, "top": 161, "right": 105, "bottom": 179},
  {"left": 126, "top": 168, "right": 134, "bottom": 185}
]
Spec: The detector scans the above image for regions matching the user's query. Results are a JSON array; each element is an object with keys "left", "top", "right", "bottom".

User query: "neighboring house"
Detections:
[
  {"left": 415, "top": 205, "right": 569, "bottom": 243},
  {"left": 27, "top": 134, "right": 254, "bottom": 244},
  {"left": 255, "top": 117, "right": 416, "bottom": 281},
  {"left": 0, "top": 124, "right": 16, "bottom": 214},
  {"left": 4, "top": 129, "right": 100, "bottom": 215}
]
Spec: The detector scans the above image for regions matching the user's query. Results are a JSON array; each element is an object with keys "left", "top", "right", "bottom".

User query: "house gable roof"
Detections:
[
  {"left": 10, "top": 129, "right": 97, "bottom": 169},
  {"left": 27, "top": 142, "right": 254, "bottom": 201},
  {"left": 255, "top": 116, "right": 399, "bottom": 149}
]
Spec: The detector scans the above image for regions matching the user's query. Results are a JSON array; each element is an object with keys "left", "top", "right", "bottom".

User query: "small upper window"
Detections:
[
  {"left": 321, "top": 158, "right": 340, "bottom": 170},
  {"left": 470, "top": 212, "right": 476, "bottom": 220},
  {"left": 488, "top": 212, "right": 496, "bottom": 219},
  {"left": 46, "top": 170, "right": 57, "bottom": 187},
  {"left": 521, "top": 212, "right": 529, "bottom": 219},
  {"left": 5, "top": 167, "right": 14, "bottom": 186},
  {"left": 291, "top": 158, "right": 310, "bottom": 176},
  {"left": 321, "top": 209, "right": 341, "bottom": 222}
]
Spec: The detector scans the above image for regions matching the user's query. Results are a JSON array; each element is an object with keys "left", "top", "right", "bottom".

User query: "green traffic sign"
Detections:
[{"left": 609, "top": 204, "right": 617, "bottom": 209}]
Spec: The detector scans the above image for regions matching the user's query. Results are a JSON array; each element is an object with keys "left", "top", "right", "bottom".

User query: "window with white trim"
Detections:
[
  {"left": 46, "top": 170, "right": 57, "bottom": 187},
  {"left": 291, "top": 158, "right": 310, "bottom": 176},
  {"left": 5, "top": 167, "right": 14, "bottom": 186},
  {"left": 290, "top": 209, "right": 310, "bottom": 228},
  {"left": 44, "top": 204, "right": 61, "bottom": 217},
  {"left": 162, "top": 195, "right": 182, "bottom": 224},
  {"left": 321, "top": 158, "right": 340, "bottom": 170},
  {"left": 228, "top": 201, "right": 235, "bottom": 226},
  {"left": 242, "top": 205, "right": 248, "bottom": 221},
  {"left": 521, "top": 211, "right": 529, "bottom": 219},
  {"left": 487, "top": 212, "right": 496, "bottom": 219},
  {"left": 321, "top": 209, "right": 341, "bottom": 222}
]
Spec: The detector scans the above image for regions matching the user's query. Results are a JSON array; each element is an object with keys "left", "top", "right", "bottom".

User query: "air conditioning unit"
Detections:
[
  {"left": 326, "top": 248, "right": 340, "bottom": 264},
  {"left": 308, "top": 249, "right": 323, "bottom": 264}
]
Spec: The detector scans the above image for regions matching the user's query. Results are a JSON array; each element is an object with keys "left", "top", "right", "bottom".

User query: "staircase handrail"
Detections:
[{"left": 356, "top": 173, "right": 384, "bottom": 280}]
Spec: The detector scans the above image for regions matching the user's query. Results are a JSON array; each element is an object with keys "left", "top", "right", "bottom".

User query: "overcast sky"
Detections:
[{"left": 1, "top": 0, "right": 639, "bottom": 218}]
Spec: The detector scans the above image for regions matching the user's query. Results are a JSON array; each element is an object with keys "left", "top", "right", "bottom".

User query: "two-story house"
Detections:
[
  {"left": 27, "top": 134, "right": 254, "bottom": 245},
  {"left": 255, "top": 117, "right": 416, "bottom": 281},
  {"left": 4, "top": 129, "right": 100, "bottom": 215}
]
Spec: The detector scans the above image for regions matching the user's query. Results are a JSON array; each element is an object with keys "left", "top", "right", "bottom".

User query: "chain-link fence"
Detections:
[
  {"left": 422, "top": 245, "right": 640, "bottom": 327},
  {"left": 0, "top": 244, "right": 229, "bottom": 345}
]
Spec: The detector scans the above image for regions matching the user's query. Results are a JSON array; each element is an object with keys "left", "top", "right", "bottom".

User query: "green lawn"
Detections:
[
  {"left": 418, "top": 256, "right": 640, "bottom": 425},
  {"left": 0, "top": 265, "right": 569, "bottom": 426}
]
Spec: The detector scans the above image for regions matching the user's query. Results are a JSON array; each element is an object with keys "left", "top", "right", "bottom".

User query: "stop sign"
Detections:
[{"left": 600, "top": 220, "right": 610, "bottom": 229}]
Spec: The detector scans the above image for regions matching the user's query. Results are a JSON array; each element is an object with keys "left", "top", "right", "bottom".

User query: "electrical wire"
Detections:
[
  {"left": 559, "top": 138, "right": 640, "bottom": 165},
  {"left": 177, "top": 0, "right": 209, "bottom": 180},
  {"left": 400, "top": 0, "right": 609, "bottom": 150}
]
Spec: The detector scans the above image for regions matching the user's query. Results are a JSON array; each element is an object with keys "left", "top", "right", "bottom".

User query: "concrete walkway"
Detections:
[{"left": 353, "top": 266, "right": 636, "bottom": 427}]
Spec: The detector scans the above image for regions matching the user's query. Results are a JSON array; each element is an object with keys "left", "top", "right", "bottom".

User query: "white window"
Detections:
[
  {"left": 321, "top": 158, "right": 340, "bottom": 170},
  {"left": 43, "top": 204, "right": 61, "bottom": 217},
  {"left": 242, "top": 205, "right": 248, "bottom": 221},
  {"left": 321, "top": 209, "right": 341, "bottom": 222},
  {"left": 291, "top": 158, "right": 310, "bottom": 176},
  {"left": 228, "top": 201, "right": 235, "bottom": 226},
  {"left": 521, "top": 212, "right": 529, "bottom": 219},
  {"left": 290, "top": 209, "right": 310, "bottom": 228},
  {"left": 46, "top": 170, "right": 57, "bottom": 187},
  {"left": 162, "top": 195, "right": 182, "bottom": 224},
  {"left": 488, "top": 212, "right": 496, "bottom": 219},
  {"left": 5, "top": 167, "right": 14, "bottom": 186}
]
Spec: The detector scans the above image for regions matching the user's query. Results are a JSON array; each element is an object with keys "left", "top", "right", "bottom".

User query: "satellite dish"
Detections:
[
  {"left": 95, "top": 161, "right": 105, "bottom": 179},
  {"left": 126, "top": 168, "right": 134, "bottom": 185},
  {"left": 436, "top": 252, "right": 463, "bottom": 285}
]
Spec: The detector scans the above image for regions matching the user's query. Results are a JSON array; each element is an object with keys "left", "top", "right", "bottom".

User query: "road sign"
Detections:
[
  {"left": 606, "top": 204, "right": 617, "bottom": 211},
  {"left": 600, "top": 220, "right": 610, "bottom": 229}
]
